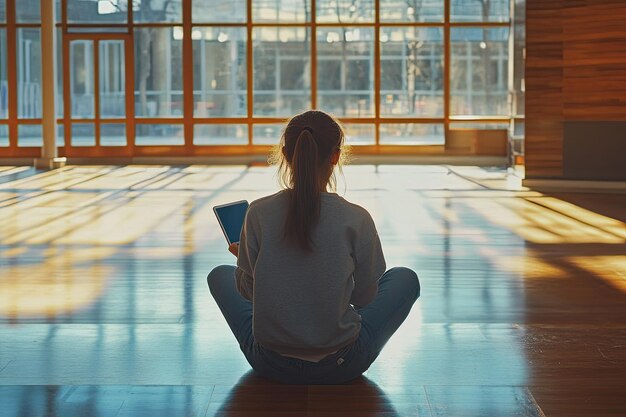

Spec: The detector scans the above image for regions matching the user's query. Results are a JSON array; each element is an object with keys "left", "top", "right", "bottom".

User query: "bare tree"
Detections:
[
  {"left": 399, "top": 0, "right": 425, "bottom": 136},
  {"left": 405, "top": 0, "right": 424, "bottom": 117},
  {"left": 404, "top": 0, "right": 495, "bottom": 117},
  {"left": 332, "top": 0, "right": 360, "bottom": 116},
  {"left": 336, "top": 1, "right": 349, "bottom": 115},
  {"left": 480, "top": 0, "right": 492, "bottom": 114},
  {"left": 134, "top": 0, "right": 180, "bottom": 117}
]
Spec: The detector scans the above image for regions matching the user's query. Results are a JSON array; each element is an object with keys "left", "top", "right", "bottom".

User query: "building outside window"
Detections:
[{"left": 0, "top": 0, "right": 523, "bottom": 155}]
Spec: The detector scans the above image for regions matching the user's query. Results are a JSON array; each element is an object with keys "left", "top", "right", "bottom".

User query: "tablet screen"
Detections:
[{"left": 214, "top": 201, "right": 249, "bottom": 244}]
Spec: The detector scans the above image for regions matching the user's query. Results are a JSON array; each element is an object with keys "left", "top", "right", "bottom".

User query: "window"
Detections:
[
  {"left": 253, "top": 28, "right": 311, "bottom": 116},
  {"left": 380, "top": 123, "right": 444, "bottom": 145},
  {"left": 0, "top": 0, "right": 521, "bottom": 156},
  {"left": 380, "top": 0, "right": 444, "bottom": 22},
  {"left": 18, "top": 124, "right": 42, "bottom": 147},
  {"left": 70, "top": 40, "right": 95, "bottom": 118},
  {"left": 194, "top": 124, "right": 248, "bottom": 145},
  {"left": 0, "top": 29, "right": 7, "bottom": 119},
  {"left": 100, "top": 40, "right": 126, "bottom": 118},
  {"left": 193, "top": 0, "right": 246, "bottom": 22},
  {"left": 316, "top": 0, "right": 375, "bottom": 23},
  {"left": 101, "top": 123, "right": 126, "bottom": 146},
  {"left": 318, "top": 60, "right": 341, "bottom": 90},
  {"left": 193, "top": 27, "right": 247, "bottom": 117},
  {"left": 281, "top": 60, "right": 307, "bottom": 90},
  {"left": 451, "top": 0, "right": 509, "bottom": 23},
  {"left": 0, "top": 125, "right": 7, "bottom": 147},
  {"left": 253, "top": 124, "right": 283, "bottom": 145},
  {"left": 136, "top": 124, "right": 184, "bottom": 146},
  {"left": 253, "top": 0, "right": 309, "bottom": 23},
  {"left": 450, "top": 27, "right": 509, "bottom": 116},
  {"left": 133, "top": 0, "right": 182, "bottom": 23},
  {"left": 134, "top": 27, "right": 183, "bottom": 117},
  {"left": 17, "top": 28, "right": 42, "bottom": 119},
  {"left": 71, "top": 123, "right": 96, "bottom": 147},
  {"left": 380, "top": 27, "right": 443, "bottom": 117},
  {"left": 16, "top": 0, "right": 40, "bottom": 23},
  {"left": 67, "top": 0, "right": 128, "bottom": 24},
  {"left": 344, "top": 123, "right": 375, "bottom": 145},
  {"left": 318, "top": 27, "right": 374, "bottom": 117}
]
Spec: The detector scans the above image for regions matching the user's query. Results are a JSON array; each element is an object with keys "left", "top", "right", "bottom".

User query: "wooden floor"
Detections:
[{"left": 0, "top": 165, "right": 625, "bottom": 417}]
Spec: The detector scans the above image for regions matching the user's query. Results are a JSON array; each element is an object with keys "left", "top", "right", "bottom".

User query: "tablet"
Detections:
[{"left": 213, "top": 200, "right": 249, "bottom": 245}]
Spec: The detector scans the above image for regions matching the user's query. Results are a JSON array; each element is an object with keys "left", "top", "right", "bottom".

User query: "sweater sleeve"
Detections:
[
  {"left": 235, "top": 208, "right": 259, "bottom": 301},
  {"left": 350, "top": 216, "right": 386, "bottom": 308}
]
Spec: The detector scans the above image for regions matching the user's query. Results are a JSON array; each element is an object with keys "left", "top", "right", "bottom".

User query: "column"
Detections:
[{"left": 34, "top": 0, "right": 65, "bottom": 169}]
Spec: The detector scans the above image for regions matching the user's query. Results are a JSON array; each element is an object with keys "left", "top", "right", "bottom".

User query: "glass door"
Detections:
[{"left": 63, "top": 35, "right": 131, "bottom": 157}]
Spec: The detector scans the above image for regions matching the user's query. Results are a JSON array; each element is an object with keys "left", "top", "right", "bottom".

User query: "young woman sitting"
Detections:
[{"left": 208, "top": 110, "right": 420, "bottom": 384}]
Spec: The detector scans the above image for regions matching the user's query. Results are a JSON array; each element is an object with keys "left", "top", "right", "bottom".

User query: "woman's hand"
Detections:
[{"left": 228, "top": 243, "right": 239, "bottom": 257}]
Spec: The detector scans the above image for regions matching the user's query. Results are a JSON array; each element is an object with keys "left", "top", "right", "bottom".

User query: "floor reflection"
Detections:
[
  {"left": 0, "top": 165, "right": 624, "bottom": 416},
  {"left": 0, "top": 375, "right": 546, "bottom": 417},
  {"left": 206, "top": 371, "right": 411, "bottom": 417},
  {"left": 0, "top": 385, "right": 213, "bottom": 417}
]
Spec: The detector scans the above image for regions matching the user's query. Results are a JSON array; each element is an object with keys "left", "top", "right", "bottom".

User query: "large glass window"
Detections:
[
  {"left": 101, "top": 123, "right": 126, "bottom": 146},
  {"left": 451, "top": 0, "right": 510, "bottom": 22},
  {"left": 70, "top": 40, "right": 95, "bottom": 118},
  {"left": 380, "top": 27, "right": 443, "bottom": 117},
  {"left": 194, "top": 124, "right": 248, "bottom": 145},
  {"left": 136, "top": 123, "right": 184, "bottom": 145},
  {"left": 71, "top": 122, "right": 96, "bottom": 147},
  {"left": 133, "top": 0, "right": 182, "bottom": 23},
  {"left": 193, "top": 27, "right": 247, "bottom": 117},
  {"left": 17, "top": 28, "right": 42, "bottom": 119},
  {"left": 192, "top": 0, "right": 246, "bottom": 23},
  {"left": 344, "top": 123, "right": 375, "bottom": 145},
  {"left": 317, "top": 27, "right": 374, "bottom": 117},
  {"left": 56, "top": 28, "right": 63, "bottom": 118},
  {"left": 380, "top": 123, "right": 444, "bottom": 145},
  {"left": 380, "top": 0, "right": 443, "bottom": 22},
  {"left": 68, "top": 0, "right": 128, "bottom": 24},
  {"left": 450, "top": 27, "right": 509, "bottom": 116},
  {"left": 0, "top": 29, "right": 7, "bottom": 119},
  {"left": 16, "top": 0, "right": 40, "bottom": 23},
  {"left": 0, "top": 0, "right": 521, "bottom": 156},
  {"left": 134, "top": 27, "right": 183, "bottom": 117},
  {"left": 316, "top": 0, "right": 374, "bottom": 23},
  {"left": 253, "top": 124, "right": 283, "bottom": 145},
  {"left": 18, "top": 124, "right": 42, "bottom": 147},
  {"left": 0, "top": 125, "right": 7, "bottom": 146},
  {"left": 100, "top": 40, "right": 126, "bottom": 118},
  {"left": 253, "top": 27, "right": 311, "bottom": 116},
  {"left": 253, "top": 0, "right": 309, "bottom": 23}
]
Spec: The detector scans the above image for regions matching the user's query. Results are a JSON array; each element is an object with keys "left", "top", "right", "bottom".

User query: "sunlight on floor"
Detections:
[
  {"left": 568, "top": 256, "right": 626, "bottom": 292},
  {"left": 463, "top": 197, "right": 625, "bottom": 244},
  {"left": 1, "top": 164, "right": 624, "bottom": 321}
]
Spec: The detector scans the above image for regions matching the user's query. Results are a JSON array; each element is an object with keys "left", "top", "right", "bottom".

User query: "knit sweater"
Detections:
[{"left": 235, "top": 190, "right": 386, "bottom": 358}]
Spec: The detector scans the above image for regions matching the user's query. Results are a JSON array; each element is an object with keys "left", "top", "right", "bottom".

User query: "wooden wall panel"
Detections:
[
  {"left": 526, "top": 0, "right": 626, "bottom": 179},
  {"left": 563, "top": 2, "right": 626, "bottom": 119}
]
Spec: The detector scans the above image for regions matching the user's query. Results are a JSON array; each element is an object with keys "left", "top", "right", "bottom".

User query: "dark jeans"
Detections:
[{"left": 207, "top": 265, "right": 420, "bottom": 384}]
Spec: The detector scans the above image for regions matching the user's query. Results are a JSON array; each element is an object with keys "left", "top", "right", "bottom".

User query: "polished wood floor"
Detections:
[{"left": 0, "top": 165, "right": 625, "bottom": 417}]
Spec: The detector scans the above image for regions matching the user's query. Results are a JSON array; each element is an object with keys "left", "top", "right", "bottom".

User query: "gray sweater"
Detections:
[{"left": 235, "top": 190, "right": 386, "bottom": 357}]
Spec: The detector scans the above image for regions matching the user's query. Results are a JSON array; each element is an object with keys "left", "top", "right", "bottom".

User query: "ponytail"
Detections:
[
  {"left": 285, "top": 129, "right": 320, "bottom": 251},
  {"left": 271, "top": 110, "right": 346, "bottom": 251}
]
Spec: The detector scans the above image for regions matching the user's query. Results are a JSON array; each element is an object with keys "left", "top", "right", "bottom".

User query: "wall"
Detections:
[{"left": 525, "top": 0, "right": 626, "bottom": 180}]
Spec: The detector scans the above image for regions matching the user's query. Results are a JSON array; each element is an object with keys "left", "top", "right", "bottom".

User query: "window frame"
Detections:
[{"left": 0, "top": 0, "right": 520, "bottom": 158}]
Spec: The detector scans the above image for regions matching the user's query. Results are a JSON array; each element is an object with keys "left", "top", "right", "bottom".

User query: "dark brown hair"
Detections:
[{"left": 269, "top": 110, "right": 348, "bottom": 251}]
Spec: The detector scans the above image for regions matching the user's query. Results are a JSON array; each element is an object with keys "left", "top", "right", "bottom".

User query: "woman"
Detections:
[{"left": 208, "top": 110, "right": 420, "bottom": 384}]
